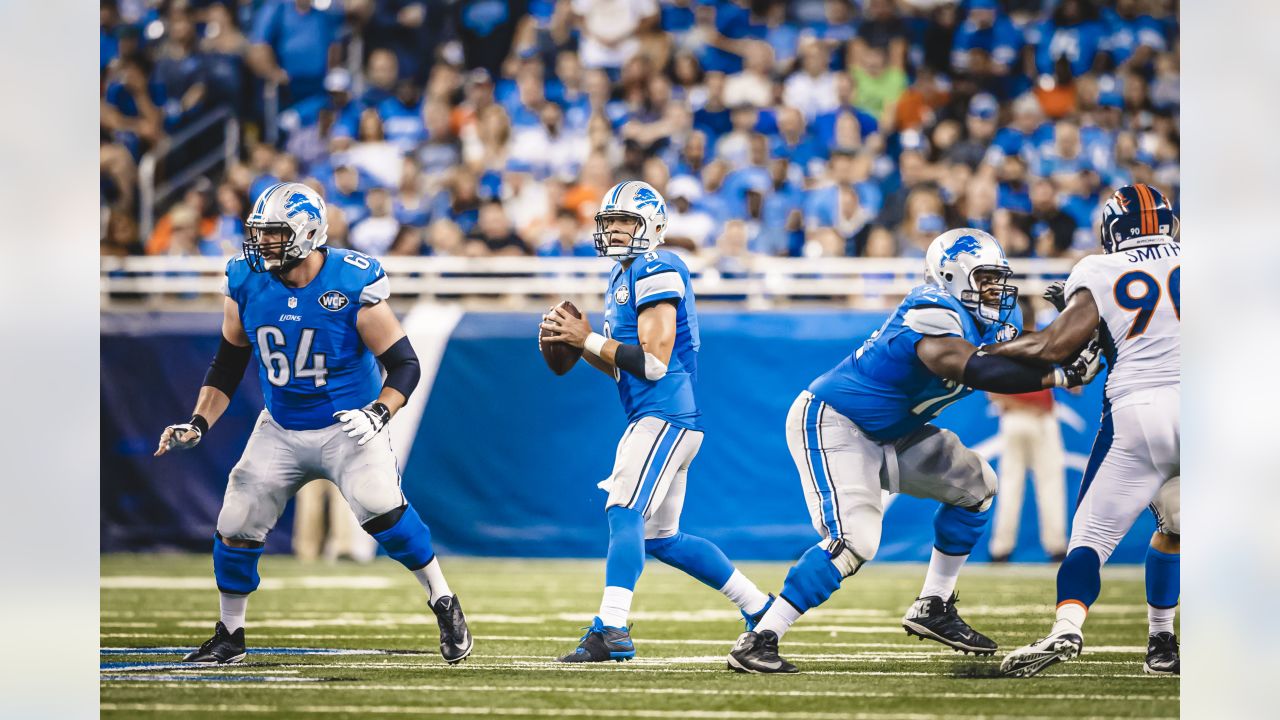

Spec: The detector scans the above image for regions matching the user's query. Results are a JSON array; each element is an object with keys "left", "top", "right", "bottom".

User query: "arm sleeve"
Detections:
[
  {"left": 377, "top": 335, "right": 421, "bottom": 399},
  {"left": 962, "top": 351, "right": 1047, "bottom": 394}
]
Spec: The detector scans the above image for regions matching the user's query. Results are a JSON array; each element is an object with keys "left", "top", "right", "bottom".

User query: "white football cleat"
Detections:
[{"left": 1000, "top": 629, "right": 1084, "bottom": 678}]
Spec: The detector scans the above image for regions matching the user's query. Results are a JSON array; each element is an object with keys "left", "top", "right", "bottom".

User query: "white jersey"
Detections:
[{"left": 1064, "top": 241, "right": 1181, "bottom": 403}]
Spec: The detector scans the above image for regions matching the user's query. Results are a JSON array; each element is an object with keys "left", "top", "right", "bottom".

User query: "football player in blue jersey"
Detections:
[
  {"left": 154, "top": 182, "right": 472, "bottom": 665},
  {"left": 539, "top": 181, "right": 775, "bottom": 662},
  {"left": 727, "top": 228, "right": 1103, "bottom": 674}
]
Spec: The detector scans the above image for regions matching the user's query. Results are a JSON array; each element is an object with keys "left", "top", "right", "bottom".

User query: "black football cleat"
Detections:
[
  {"left": 557, "top": 617, "right": 635, "bottom": 662},
  {"left": 182, "top": 621, "right": 247, "bottom": 664},
  {"left": 1144, "top": 632, "right": 1179, "bottom": 675},
  {"left": 902, "top": 593, "right": 997, "bottom": 655},
  {"left": 727, "top": 630, "right": 799, "bottom": 674},
  {"left": 742, "top": 594, "right": 776, "bottom": 632},
  {"left": 1001, "top": 629, "right": 1084, "bottom": 678},
  {"left": 431, "top": 595, "right": 473, "bottom": 664}
]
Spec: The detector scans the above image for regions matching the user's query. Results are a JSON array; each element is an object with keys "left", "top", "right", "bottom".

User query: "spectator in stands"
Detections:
[
  {"left": 724, "top": 41, "right": 775, "bottom": 110},
  {"left": 468, "top": 200, "right": 528, "bottom": 256},
  {"left": 850, "top": 45, "right": 906, "bottom": 125},
  {"left": 377, "top": 79, "right": 428, "bottom": 154},
  {"left": 102, "top": 55, "right": 165, "bottom": 160},
  {"left": 427, "top": 218, "right": 467, "bottom": 256},
  {"left": 146, "top": 179, "right": 217, "bottom": 256},
  {"left": 1028, "top": 178, "right": 1078, "bottom": 258},
  {"left": 343, "top": 108, "right": 403, "bottom": 189},
  {"left": 784, "top": 37, "right": 838, "bottom": 122},
  {"left": 537, "top": 207, "right": 596, "bottom": 257},
  {"left": 945, "top": 93, "right": 999, "bottom": 169},
  {"left": 852, "top": 0, "right": 908, "bottom": 71},
  {"left": 350, "top": 187, "right": 400, "bottom": 257},
  {"left": 249, "top": 0, "right": 344, "bottom": 105},
  {"left": 394, "top": 156, "right": 431, "bottom": 230},
  {"left": 207, "top": 183, "right": 246, "bottom": 257},
  {"left": 664, "top": 175, "right": 717, "bottom": 252},
  {"left": 328, "top": 162, "right": 369, "bottom": 228},
  {"left": 572, "top": 0, "right": 658, "bottom": 76},
  {"left": 152, "top": 11, "right": 212, "bottom": 130},
  {"left": 455, "top": 0, "right": 526, "bottom": 78}
]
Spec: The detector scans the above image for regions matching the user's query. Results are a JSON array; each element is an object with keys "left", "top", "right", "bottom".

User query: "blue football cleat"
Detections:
[
  {"left": 556, "top": 616, "right": 635, "bottom": 663},
  {"left": 742, "top": 594, "right": 776, "bottom": 632}
]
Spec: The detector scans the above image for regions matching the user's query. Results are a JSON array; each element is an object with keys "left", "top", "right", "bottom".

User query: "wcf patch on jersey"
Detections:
[
  {"left": 614, "top": 284, "right": 630, "bottom": 305},
  {"left": 318, "top": 290, "right": 350, "bottom": 311}
]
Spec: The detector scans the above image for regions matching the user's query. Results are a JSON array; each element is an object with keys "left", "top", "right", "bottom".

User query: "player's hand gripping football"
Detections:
[
  {"left": 333, "top": 402, "right": 392, "bottom": 446},
  {"left": 540, "top": 304, "right": 592, "bottom": 349},
  {"left": 155, "top": 421, "right": 203, "bottom": 456},
  {"left": 1054, "top": 334, "right": 1105, "bottom": 389}
]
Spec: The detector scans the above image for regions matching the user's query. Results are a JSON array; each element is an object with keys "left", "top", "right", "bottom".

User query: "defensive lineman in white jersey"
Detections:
[{"left": 991, "top": 184, "right": 1181, "bottom": 677}]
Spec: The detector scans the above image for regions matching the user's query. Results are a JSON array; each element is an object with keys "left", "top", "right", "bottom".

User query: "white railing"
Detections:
[
  {"left": 101, "top": 255, "right": 1076, "bottom": 310},
  {"left": 138, "top": 108, "right": 240, "bottom": 239}
]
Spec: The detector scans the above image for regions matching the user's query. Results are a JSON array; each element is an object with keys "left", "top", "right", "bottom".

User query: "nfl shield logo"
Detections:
[{"left": 287, "top": 297, "right": 298, "bottom": 308}]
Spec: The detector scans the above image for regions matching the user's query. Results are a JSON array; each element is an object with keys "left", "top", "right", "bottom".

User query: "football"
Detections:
[{"left": 539, "top": 300, "right": 584, "bottom": 376}]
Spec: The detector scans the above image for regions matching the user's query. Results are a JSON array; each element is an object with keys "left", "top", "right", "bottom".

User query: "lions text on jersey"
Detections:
[
  {"left": 223, "top": 247, "right": 391, "bottom": 429},
  {"left": 602, "top": 249, "right": 702, "bottom": 431},
  {"left": 809, "top": 285, "right": 1023, "bottom": 442},
  {"left": 1064, "top": 241, "right": 1180, "bottom": 403}
]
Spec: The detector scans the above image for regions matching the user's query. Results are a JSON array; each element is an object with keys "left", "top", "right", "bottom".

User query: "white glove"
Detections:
[
  {"left": 1053, "top": 336, "right": 1105, "bottom": 388},
  {"left": 333, "top": 402, "right": 391, "bottom": 446},
  {"left": 156, "top": 417, "right": 207, "bottom": 456}
]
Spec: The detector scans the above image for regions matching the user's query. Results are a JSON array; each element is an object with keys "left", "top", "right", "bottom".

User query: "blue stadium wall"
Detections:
[{"left": 102, "top": 308, "right": 1155, "bottom": 562}]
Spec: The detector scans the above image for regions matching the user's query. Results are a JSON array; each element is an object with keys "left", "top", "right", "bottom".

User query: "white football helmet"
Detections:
[
  {"left": 593, "top": 181, "right": 669, "bottom": 260},
  {"left": 924, "top": 228, "right": 1018, "bottom": 325},
  {"left": 244, "top": 182, "right": 328, "bottom": 273}
]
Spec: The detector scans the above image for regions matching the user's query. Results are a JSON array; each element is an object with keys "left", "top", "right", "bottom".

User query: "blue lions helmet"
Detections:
[
  {"left": 1099, "top": 184, "right": 1177, "bottom": 254},
  {"left": 593, "top": 180, "right": 669, "bottom": 260},
  {"left": 925, "top": 228, "right": 1018, "bottom": 326},
  {"left": 244, "top": 182, "right": 328, "bottom": 273}
]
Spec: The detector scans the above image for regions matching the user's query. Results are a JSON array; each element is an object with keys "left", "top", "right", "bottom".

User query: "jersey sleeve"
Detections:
[
  {"left": 632, "top": 252, "right": 686, "bottom": 309},
  {"left": 1063, "top": 255, "right": 1101, "bottom": 303},
  {"left": 901, "top": 289, "right": 965, "bottom": 338},
  {"left": 222, "top": 256, "right": 251, "bottom": 305},
  {"left": 358, "top": 256, "right": 390, "bottom": 305}
]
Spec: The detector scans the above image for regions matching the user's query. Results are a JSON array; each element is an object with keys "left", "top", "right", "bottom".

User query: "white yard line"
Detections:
[
  {"left": 98, "top": 703, "right": 1173, "bottom": 720},
  {"left": 99, "top": 681, "right": 1179, "bottom": 702}
]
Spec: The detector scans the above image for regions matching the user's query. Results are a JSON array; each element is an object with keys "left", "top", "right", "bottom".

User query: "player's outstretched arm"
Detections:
[
  {"left": 916, "top": 335, "right": 1077, "bottom": 394},
  {"left": 155, "top": 298, "right": 250, "bottom": 456},
  {"left": 355, "top": 300, "right": 417, "bottom": 416},
  {"left": 984, "top": 289, "right": 1101, "bottom": 365}
]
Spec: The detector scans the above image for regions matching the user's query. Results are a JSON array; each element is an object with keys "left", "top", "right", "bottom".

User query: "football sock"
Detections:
[
  {"left": 932, "top": 503, "right": 991, "bottom": 556},
  {"left": 1145, "top": 545, "right": 1179, "bottom": 634},
  {"left": 598, "top": 507, "right": 645, "bottom": 628},
  {"left": 776, "top": 544, "right": 843, "bottom": 621},
  {"left": 720, "top": 569, "right": 770, "bottom": 615},
  {"left": 1056, "top": 546, "right": 1102, "bottom": 608},
  {"left": 644, "top": 533, "right": 768, "bottom": 613},
  {"left": 755, "top": 596, "right": 804, "bottom": 639},
  {"left": 919, "top": 547, "right": 968, "bottom": 600},
  {"left": 219, "top": 592, "right": 248, "bottom": 633},
  {"left": 1148, "top": 605, "right": 1176, "bottom": 635},
  {"left": 412, "top": 557, "right": 453, "bottom": 606},
  {"left": 598, "top": 587, "right": 633, "bottom": 629},
  {"left": 368, "top": 503, "right": 436, "bottom": 571},
  {"left": 212, "top": 535, "right": 264, "bottom": 595},
  {"left": 1053, "top": 600, "right": 1088, "bottom": 635}
]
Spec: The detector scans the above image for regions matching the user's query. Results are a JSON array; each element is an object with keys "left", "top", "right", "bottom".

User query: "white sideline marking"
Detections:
[
  {"left": 101, "top": 576, "right": 395, "bottom": 590},
  {"left": 100, "top": 682, "right": 1180, "bottom": 702},
  {"left": 98, "top": 703, "right": 1175, "bottom": 720}
]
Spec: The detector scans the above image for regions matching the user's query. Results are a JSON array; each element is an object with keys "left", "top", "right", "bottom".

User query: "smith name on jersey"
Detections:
[
  {"left": 809, "top": 285, "right": 1023, "bottom": 442},
  {"left": 1065, "top": 239, "right": 1180, "bottom": 403},
  {"left": 603, "top": 249, "right": 702, "bottom": 431},
  {"left": 223, "top": 247, "right": 391, "bottom": 430}
]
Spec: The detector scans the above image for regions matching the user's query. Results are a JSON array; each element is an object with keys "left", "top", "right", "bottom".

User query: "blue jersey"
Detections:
[
  {"left": 224, "top": 247, "right": 390, "bottom": 431},
  {"left": 602, "top": 250, "right": 702, "bottom": 431},
  {"left": 809, "top": 285, "right": 1022, "bottom": 443}
]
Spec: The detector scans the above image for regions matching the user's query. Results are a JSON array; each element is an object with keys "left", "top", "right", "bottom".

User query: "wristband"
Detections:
[
  {"left": 190, "top": 414, "right": 210, "bottom": 435},
  {"left": 1052, "top": 368, "right": 1069, "bottom": 388},
  {"left": 584, "top": 332, "right": 607, "bottom": 357}
]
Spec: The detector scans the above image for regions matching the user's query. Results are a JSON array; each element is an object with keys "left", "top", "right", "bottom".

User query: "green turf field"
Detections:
[{"left": 101, "top": 554, "right": 1178, "bottom": 719}]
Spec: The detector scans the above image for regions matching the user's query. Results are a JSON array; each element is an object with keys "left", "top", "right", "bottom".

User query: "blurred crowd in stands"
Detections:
[{"left": 100, "top": 0, "right": 1179, "bottom": 266}]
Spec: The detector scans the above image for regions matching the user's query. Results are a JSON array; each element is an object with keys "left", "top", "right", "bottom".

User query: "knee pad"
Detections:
[
  {"left": 1057, "top": 546, "right": 1102, "bottom": 607},
  {"left": 212, "top": 534, "right": 264, "bottom": 595},
  {"left": 933, "top": 502, "right": 991, "bottom": 556},
  {"left": 216, "top": 488, "right": 269, "bottom": 543},
  {"left": 824, "top": 537, "right": 869, "bottom": 578},
  {"left": 780, "top": 543, "right": 844, "bottom": 613},
  {"left": 367, "top": 503, "right": 435, "bottom": 571},
  {"left": 347, "top": 474, "right": 404, "bottom": 523}
]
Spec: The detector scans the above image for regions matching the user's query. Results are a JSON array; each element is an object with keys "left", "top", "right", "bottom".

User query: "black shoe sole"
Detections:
[
  {"left": 726, "top": 653, "right": 798, "bottom": 674},
  {"left": 180, "top": 651, "right": 246, "bottom": 665},
  {"left": 1001, "top": 638, "right": 1082, "bottom": 678},
  {"left": 1143, "top": 661, "right": 1179, "bottom": 675},
  {"left": 903, "top": 621, "right": 997, "bottom": 656}
]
